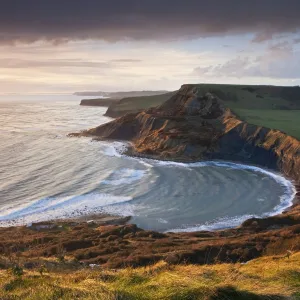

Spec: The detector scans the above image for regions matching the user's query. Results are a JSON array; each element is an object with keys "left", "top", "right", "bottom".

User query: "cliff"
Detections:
[
  {"left": 80, "top": 98, "right": 119, "bottom": 107},
  {"left": 72, "top": 84, "right": 300, "bottom": 184},
  {"left": 75, "top": 90, "right": 169, "bottom": 97},
  {"left": 104, "top": 91, "right": 176, "bottom": 118}
]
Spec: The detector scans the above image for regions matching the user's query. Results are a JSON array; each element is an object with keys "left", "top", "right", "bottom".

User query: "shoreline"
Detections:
[
  {"left": 0, "top": 145, "right": 298, "bottom": 234},
  {"left": 0, "top": 144, "right": 299, "bottom": 268}
]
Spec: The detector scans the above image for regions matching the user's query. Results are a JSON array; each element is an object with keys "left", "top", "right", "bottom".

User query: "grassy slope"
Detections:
[
  {"left": 1, "top": 253, "right": 299, "bottom": 299},
  {"left": 234, "top": 108, "right": 300, "bottom": 140},
  {"left": 105, "top": 91, "right": 177, "bottom": 116},
  {"left": 194, "top": 84, "right": 300, "bottom": 140},
  {"left": 106, "top": 84, "right": 300, "bottom": 139}
]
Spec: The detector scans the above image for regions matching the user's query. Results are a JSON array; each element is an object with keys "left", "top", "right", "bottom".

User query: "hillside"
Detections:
[
  {"left": 1, "top": 252, "right": 300, "bottom": 299},
  {"left": 104, "top": 91, "right": 177, "bottom": 117},
  {"left": 194, "top": 84, "right": 300, "bottom": 140},
  {"left": 80, "top": 98, "right": 119, "bottom": 107},
  {"left": 103, "top": 84, "right": 300, "bottom": 139},
  {"left": 75, "top": 90, "right": 169, "bottom": 98}
]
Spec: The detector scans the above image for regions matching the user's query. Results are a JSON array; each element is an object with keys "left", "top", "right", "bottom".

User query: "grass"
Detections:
[
  {"left": 234, "top": 108, "right": 300, "bottom": 139},
  {"left": 106, "top": 92, "right": 176, "bottom": 116},
  {"left": 106, "top": 84, "right": 300, "bottom": 140},
  {"left": 189, "top": 84, "right": 300, "bottom": 140},
  {"left": 1, "top": 252, "right": 300, "bottom": 299}
]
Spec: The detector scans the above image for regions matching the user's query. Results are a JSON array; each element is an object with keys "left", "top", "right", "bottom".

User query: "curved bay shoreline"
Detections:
[{"left": 1, "top": 85, "right": 300, "bottom": 268}]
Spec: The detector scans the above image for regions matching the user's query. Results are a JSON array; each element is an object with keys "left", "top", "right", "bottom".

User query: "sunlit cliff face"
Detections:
[{"left": 0, "top": 0, "right": 300, "bottom": 94}]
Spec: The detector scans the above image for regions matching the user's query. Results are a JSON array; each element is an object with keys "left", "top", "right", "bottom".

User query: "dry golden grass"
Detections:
[{"left": 0, "top": 252, "right": 299, "bottom": 299}]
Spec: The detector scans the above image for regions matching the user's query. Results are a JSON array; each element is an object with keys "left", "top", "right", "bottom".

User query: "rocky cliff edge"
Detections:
[{"left": 71, "top": 84, "right": 300, "bottom": 185}]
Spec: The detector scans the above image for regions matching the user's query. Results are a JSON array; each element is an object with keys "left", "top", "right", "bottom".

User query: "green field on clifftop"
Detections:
[
  {"left": 106, "top": 84, "right": 300, "bottom": 139},
  {"left": 194, "top": 84, "right": 300, "bottom": 139},
  {"left": 233, "top": 108, "right": 300, "bottom": 139},
  {"left": 105, "top": 91, "right": 176, "bottom": 117}
]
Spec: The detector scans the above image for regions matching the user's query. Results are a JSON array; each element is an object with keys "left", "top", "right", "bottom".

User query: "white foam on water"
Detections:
[
  {"left": 158, "top": 218, "right": 168, "bottom": 224},
  {"left": 154, "top": 161, "right": 295, "bottom": 211},
  {"left": 257, "top": 198, "right": 266, "bottom": 202},
  {"left": 101, "top": 203, "right": 135, "bottom": 217},
  {"left": 161, "top": 161, "right": 296, "bottom": 232},
  {"left": 102, "top": 168, "right": 146, "bottom": 186},
  {"left": 102, "top": 142, "right": 297, "bottom": 231},
  {"left": 102, "top": 143, "right": 296, "bottom": 232},
  {"left": 168, "top": 214, "right": 256, "bottom": 233},
  {"left": 102, "top": 141, "right": 128, "bottom": 157},
  {"left": 0, "top": 192, "right": 133, "bottom": 227}
]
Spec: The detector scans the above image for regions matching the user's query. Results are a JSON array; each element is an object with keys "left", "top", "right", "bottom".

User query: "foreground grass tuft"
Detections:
[{"left": 0, "top": 253, "right": 300, "bottom": 299}]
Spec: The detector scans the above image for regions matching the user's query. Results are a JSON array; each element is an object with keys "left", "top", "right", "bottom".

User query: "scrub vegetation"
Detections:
[{"left": 1, "top": 253, "right": 299, "bottom": 300}]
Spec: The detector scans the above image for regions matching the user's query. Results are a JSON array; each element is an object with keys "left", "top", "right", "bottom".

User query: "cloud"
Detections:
[
  {"left": 0, "top": 58, "right": 142, "bottom": 69},
  {"left": 1, "top": 0, "right": 300, "bottom": 44},
  {"left": 193, "top": 42, "right": 300, "bottom": 79},
  {"left": 294, "top": 38, "right": 300, "bottom": 44},
  {"left": 193, "top": 57, "right": 253, "bottom": 77},
  {"left": 109, "top": 59, "right": 142, "bottom": 63},
  {"left": 0, "top": 58, "right": 112, "bottom": 69}
]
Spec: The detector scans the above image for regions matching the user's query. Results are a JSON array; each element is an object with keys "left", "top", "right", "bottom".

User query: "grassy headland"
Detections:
[
  {"left": 194, "top": 84, "right": 300, "bottom": 140},
  {"left": 104, "top": 91, "right": 176, "bottom": 117},
  {"left": 103, "top": 84, "right": 300, "bottom": 139},
  {"left": 80, "top": 98, "right": 120, "bottom": 107}
]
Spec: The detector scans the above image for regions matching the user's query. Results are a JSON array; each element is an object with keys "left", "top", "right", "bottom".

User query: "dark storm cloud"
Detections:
[{"left": 1, "top": 0, "right": 300, "bottom": 44}]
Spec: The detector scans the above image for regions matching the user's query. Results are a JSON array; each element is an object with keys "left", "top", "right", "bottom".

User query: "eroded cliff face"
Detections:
[{"left": 72, "top": 84, "right": 300, "bottom": 184}]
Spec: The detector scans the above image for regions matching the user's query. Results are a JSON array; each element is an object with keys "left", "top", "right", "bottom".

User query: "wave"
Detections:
[
  {"left": 167, "top": 214, "right": 256, "bottom": 232},
  {"left": 102, "top": 168, "right": 147, "bottom": 186},
  {"left": 101, "top": 141, "right": 128, "bottom": 157},
  {"left": 0, "top": 192, "right": 133, "bottom": 227}
]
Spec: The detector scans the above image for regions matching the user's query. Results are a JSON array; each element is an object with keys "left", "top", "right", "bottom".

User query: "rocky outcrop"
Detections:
[{"left": 72, "top": 84, "right": 300, "bottom": 184}]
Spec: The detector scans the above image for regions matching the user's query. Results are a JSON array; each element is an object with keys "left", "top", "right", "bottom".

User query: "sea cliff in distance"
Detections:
[
  {"left": 78, "top": 90, "right": 172, "bottom": 112},
  {"left": 74, "top": 90, "right": 169, "bottom": 98},
  {"left": 80, "top": 98, "right": 119, "bottom": 107}
]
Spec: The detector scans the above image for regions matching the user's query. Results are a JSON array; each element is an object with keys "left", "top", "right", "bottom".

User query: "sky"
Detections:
[{"left": 1, "top": 0, "right": 300, "bottom": 94}]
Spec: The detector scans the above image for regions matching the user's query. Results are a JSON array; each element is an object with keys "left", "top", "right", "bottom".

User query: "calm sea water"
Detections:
[{"left": 0, "top": 96, "right": 296, "bottom": 232}]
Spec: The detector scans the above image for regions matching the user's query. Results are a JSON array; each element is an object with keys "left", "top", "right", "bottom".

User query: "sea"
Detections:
[{"left": 0, "top": 95, "right": 296, "bottom": 232}]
